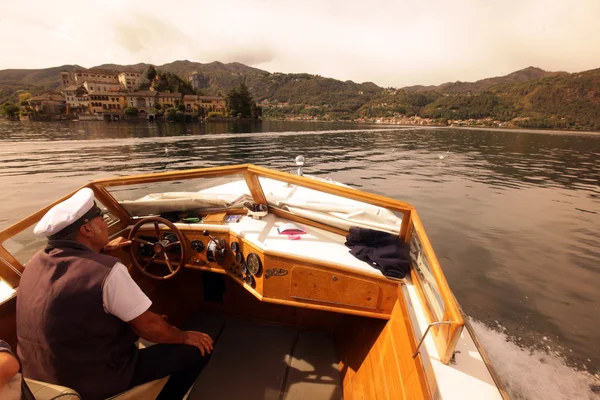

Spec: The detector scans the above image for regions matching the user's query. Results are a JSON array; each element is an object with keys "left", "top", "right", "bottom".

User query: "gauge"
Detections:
[
  {"left": 244, "top": 274, "right": 255, "bottom": 286},
  {"left": 191, "top": 240, "right": 205, "bottom": 252},
  {"left": 246, "top": 253, "right": 262, "bottom": 275},
  {"left": 239, "top": 262, "right": 248, "bottom": 274},
  {"left": 231, "top": 242, "right": 240, "bottom": 253},
  {"left": 235, "top": 252, "right": 244, "bottom": 264}
]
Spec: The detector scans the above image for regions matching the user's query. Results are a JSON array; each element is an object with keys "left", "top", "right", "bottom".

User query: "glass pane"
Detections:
[
  {"left": 3, "top": 224, "right": 44, "bottom": 266},
  {"left": 258, "top": 176, "right": 402, "bottom": 234},
  {"left": 107, "top": 174, "right": 252, "bottom": 219},
  {"left": 409, "top": 229, "right": 445, "bottom": 321}
]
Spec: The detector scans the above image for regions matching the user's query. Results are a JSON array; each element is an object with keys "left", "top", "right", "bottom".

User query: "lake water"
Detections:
[{"left": 0, "top": 120, "right": 599, "bottom": 399}]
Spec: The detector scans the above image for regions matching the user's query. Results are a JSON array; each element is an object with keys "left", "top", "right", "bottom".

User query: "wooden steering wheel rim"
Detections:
[{"left": 128, "top": 216, "right": 188, "bottom": 280}]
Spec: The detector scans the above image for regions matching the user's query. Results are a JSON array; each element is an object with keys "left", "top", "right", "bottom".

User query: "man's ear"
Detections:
[{"left": 79, "top": 223, "right": 94, "bottom": 238}]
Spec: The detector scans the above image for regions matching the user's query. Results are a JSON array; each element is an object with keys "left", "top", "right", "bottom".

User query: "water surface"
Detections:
[{"left": 1, "top": 120, "right": 599, "bottom": 399}]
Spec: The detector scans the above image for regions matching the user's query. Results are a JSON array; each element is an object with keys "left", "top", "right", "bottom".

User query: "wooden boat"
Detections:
[{"left": 0, "top": 161, "right": 509, "bottom": 399}]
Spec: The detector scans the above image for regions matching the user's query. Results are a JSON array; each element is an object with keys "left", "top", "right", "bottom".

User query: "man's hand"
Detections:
[
  {"left": 104, "top": 237, "right": 132, "bottom": 253},
  {"left": 182, "top": 331, "right": 214, "bottom": 356}
]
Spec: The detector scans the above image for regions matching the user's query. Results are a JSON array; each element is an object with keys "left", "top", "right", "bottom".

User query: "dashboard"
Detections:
[{"left": 130, "top": 217, "right": 400, "bottom": 319}]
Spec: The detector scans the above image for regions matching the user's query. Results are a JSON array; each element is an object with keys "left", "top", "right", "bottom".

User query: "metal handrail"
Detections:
[{"left": 412, "top": 321, "right": 452, "bottom": 359}]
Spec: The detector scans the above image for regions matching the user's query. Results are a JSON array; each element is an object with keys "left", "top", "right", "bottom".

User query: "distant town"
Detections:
[{"left": 17, "top": 68, "right": 228, "bottom": 122}]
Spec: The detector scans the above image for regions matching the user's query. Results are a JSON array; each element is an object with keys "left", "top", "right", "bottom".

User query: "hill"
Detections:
[
  {"left": 403, "top": 67, "right": 564, "bottom": 94},
  {"left": 0, "top": 61, "right": 598, "bottom": 130}
]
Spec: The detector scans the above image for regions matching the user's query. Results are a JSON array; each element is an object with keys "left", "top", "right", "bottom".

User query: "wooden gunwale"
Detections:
[{"left": 409, "top": 211, "right": 464, "bottom": 364}]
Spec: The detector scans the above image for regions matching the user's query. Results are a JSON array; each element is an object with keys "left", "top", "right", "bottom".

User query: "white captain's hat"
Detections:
[{"left": 34, "top": 188, "right": 104, "bottom": 238}]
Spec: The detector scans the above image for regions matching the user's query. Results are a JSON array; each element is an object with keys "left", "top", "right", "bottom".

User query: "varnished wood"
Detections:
[
  {"left": 269, "top": 207, "right": 349, "bottom": 236},
  {"left": 247, "top": 165, "right": 415, "bottom": 214},
  {"left": 263, "top": 255, "right": 397, "bottom": 318},
  {"left": 0, "top": 246, "right": 22, "bottom": 287},
  {"left": 335, "top": 286, "right": 432, "bottom": 400},
  {"left": 410, "top": 211, "right": 464, "bottom": 364},
  {"left": 242, "top": 171, "right": 267, "bottom": 205},
  {"left": 91, "top": 165, "right": 250, "bottom": 187},
  {"left": 289, "top": 266, "right": 380, "bottom": 310},
  {"left": 0, "top": 189, "right": 80, "bottom": 243},
  {"left": 89, "top": 185, "right": 133, "bottom": 229}
]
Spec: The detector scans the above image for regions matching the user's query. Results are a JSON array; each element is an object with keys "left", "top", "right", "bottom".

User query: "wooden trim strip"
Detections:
[
  {"left": 242, "top": 171, "right": 267, "bottom": 205},
  {"left": 410, "top": 211, "right": 464, "bottom": 364},
  {"left": 0, "top": 189, "right": 81, "bottom": 243},
  {"left": 248, "top": 165, "right": 415, "bottom": 214},
  {"left": 0, "top": 246, "right": 22, "bottom": 287},
  {"left": 269, "top": 208, "right": 348, "bottom": 236},
  {"left": 91, "top": 165, "right": 250, "bottom": 187}
]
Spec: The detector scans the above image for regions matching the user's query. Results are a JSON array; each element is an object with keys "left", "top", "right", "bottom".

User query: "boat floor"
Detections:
[{"left": 184, "top": 314, "right": 344, "bottom": 400}]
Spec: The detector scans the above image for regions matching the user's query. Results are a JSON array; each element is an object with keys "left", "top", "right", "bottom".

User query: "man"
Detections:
[
  {"left": 16, "top": 188, "right": 213, "bottom": 400},
  {"left": 0, "top": 340, "right": 21, "bottom": 400}
]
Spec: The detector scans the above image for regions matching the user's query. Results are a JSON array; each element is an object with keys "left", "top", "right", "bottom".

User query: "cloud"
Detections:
[{"left": 0, "top": 0, "right": 599, "bottom": 87}]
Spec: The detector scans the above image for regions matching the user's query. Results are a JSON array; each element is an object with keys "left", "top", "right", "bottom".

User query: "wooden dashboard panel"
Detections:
[
  {"left": 289, "top": 266, "right": 379, "bottom": 310},
  {"left": 135, "top": 227, "right": 399, "bottom": 319}
]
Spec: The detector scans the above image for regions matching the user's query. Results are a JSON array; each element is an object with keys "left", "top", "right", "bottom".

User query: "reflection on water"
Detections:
[{"left": 0, "top": 120, "right": 599, "bottom": 398}]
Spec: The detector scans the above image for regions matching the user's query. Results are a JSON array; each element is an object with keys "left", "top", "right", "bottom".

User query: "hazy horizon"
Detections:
[{"left": 1, "top": 0, "right": 599, "bottom": 87}]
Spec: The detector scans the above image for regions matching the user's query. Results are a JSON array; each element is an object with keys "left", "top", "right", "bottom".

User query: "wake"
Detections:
[{"left": 471, "top": 319, "right": 600, "bottom": 400}]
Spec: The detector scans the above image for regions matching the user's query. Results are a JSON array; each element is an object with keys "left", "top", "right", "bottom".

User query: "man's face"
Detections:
[{"left": 88, "top": 216, "right": 109, "bottom": 247}]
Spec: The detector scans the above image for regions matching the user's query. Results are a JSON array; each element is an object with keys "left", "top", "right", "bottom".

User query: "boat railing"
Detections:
[{"left": 0, "top": 163, "right": 465, "bottom": 365}]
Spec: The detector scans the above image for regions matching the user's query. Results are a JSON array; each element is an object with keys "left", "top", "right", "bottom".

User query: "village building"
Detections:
[
  {"left": 83, "top": 81, "right": 122, "bottom": 93},
  {"left": 118, "top": 72, "right": 143, "bottom": 91},
  {"left": 156, "top": 92, "right": 182, "bottom": 109},
  {"left": 26, "top": 92, "right": 66, "bottom": 115},
  {"left": 125, "top": 91, "right": 158, "bottom": 114},
  {"left": 61, "top": 85, "right": 89, "bottom": 114},
  {"left": 88, "top": 92, "right": 127, "bottom": 115},
  {"left": 183, "top": 95, "right": 226, "bottom": 114},
  {"left": 73, "top": 69, "right": 120, "bottom": 86}
]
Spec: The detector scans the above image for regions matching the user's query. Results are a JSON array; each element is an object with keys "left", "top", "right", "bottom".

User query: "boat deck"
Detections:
[{"left": 184, "top": 313, "right": 343, "bottom": 400}]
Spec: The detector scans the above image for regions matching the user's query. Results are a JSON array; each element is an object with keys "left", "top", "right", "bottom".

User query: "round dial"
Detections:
[
  {"left": 239, "top": 262, "right": 248, "bottom": 274},
  {"left": 246, "top": 253, "right": 262, "bottom": 275},
  {"left": 244, "top": 274, "right": 255, "bottom": 286},
  {"left": 231, "top": 242, "right": 240, "bottom": 253},
  {"left": 235, "top": 252, "right": 244, "bottom": 264}
]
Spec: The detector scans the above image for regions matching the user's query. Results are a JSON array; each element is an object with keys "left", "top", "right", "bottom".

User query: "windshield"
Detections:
[{"left": 106, "top": 174, "right": 252, "bottom": 218}]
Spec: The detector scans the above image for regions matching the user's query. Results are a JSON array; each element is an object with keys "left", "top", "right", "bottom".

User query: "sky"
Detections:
[{"left": 1, "top": 0, "right": 599, "bottom": 88}]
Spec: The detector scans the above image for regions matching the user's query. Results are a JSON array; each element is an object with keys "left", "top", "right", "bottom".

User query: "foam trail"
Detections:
[{"left": 470, "top": 319, "right": 600, "bottom": 400}]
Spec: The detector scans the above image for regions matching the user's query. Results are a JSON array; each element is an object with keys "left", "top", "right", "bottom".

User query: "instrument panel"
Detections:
[{"left": 132, "top": 226, "right": 397, "bottom": 319}]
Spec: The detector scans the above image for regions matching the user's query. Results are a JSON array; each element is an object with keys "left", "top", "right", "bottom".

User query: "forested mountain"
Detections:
[
  {"left": 403, "top": 67, "right": 564, "bottom": 94},
  {"left": 0, "top": 61, "right": 598, "bottom": 130}
]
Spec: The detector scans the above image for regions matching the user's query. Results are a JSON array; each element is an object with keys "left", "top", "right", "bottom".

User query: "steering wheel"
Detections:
[{"left": 128, "top": 216, "right": 188, "bottom": 280}]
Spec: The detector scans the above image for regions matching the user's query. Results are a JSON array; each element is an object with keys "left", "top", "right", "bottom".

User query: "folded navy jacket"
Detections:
[{"left": 344, "top": 227, "right": 410, "bottom": 279}]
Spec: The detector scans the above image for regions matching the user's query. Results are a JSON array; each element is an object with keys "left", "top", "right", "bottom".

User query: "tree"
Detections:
[
  {"left": 1, "top": 102, "right": 20, "bottom": 119},
  {"left": 146, "top": 66, "right": 157, "bottom": 82},
  {"left": 124, "top": 107, "right": 138, "bottom": 117},
  {"left": 226, "top": 83, "right": 260, "bottom": 119},
  {"left": 18, "top": 92, "right": 31, "bottom": 106}
]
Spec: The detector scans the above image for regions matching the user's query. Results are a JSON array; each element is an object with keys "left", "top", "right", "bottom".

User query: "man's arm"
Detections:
[
  {"left": 0, "top": 350, "right": 19, "bottom": 389},
  {"left": 128, "top": 310, "right": 213, "bottom": 356}
]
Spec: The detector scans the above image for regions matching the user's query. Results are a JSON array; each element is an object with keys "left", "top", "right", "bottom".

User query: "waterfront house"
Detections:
[
  {"left": 61, "top": 85, "right": 89, "bottom": 114},
  {"left": 26, "top": 92, "right": 66, "bottom": 115},
  {"left": 88, "top": 92, "right": 127, "bottom": 115},
  {"left": 183, "top": 95, "right": 226, "bottom": 114},
  {"left": 125, "top": 91, "right": 158, "bottom": 115},
  {"left": 156, "top": 92, "right": 182, "bottom": 109}
]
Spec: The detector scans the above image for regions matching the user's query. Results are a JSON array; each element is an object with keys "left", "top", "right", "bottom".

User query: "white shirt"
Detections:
[{"left": 102, "top": 262, "right": 152, "bottom": 322}]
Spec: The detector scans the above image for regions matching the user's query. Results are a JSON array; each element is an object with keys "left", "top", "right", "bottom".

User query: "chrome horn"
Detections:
[{"left": 295, "top": 155, "right": 305, "bottom": 177}]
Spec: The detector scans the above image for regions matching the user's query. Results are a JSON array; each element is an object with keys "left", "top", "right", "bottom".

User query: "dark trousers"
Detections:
[{"left": 130, "top": 343, "right": 211, "bottom": 400}]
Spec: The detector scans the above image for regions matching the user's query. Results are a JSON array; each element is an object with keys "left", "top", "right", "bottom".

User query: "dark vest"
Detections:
[{"left": 16, "top": 240, "right": 139, "bottom": 400}]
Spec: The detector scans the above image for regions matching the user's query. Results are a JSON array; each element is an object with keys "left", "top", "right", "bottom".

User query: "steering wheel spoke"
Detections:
[
  {"left": 132, "top": 237, "right": 156, "bottom": 247},
  {"left": 128, "top": 216, "right": 189, "bottom": 280}
]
